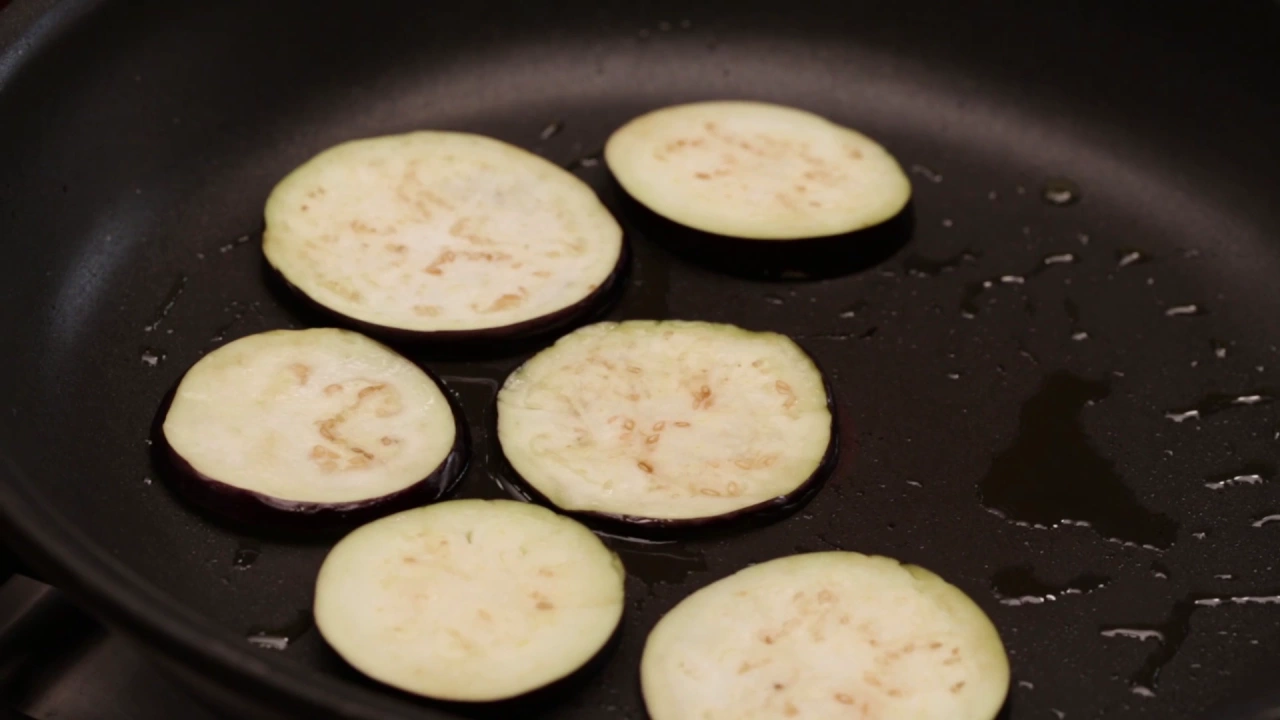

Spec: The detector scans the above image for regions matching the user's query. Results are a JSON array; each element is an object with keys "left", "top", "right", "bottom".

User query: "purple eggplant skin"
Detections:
[
  {"left": 611, "top": 178, "right": 913, "bottom": 281},
  {"left": 151, "top": 373, "right": 470, "bottom": 536},
  {"left": 263, "top": 237, "right": 630, "bottom": 352},
  {"left": 491, "top": 356, "right": 841, "bottom": 541}
]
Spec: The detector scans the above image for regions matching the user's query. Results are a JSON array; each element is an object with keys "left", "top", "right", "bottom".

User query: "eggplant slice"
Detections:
[
  {"left": 605, "top": 101, "right": 911, "bottom": 241},
  {"left": 161, "top": 328, "right": 465, "bottom": 526},
  {"left": 313, "top": 499, "right": 626, "bottom": 702},
  {"left": 641, "top": 552, "right": 1011, "bottom": 720},
  {"left": 263, "top": 131, "right": 625, "bottom": 341},
  {"left": 496, "top": 320, "right": 835, "bottom": 529}
]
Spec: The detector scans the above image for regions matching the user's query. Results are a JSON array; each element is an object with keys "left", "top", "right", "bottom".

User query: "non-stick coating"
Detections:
[{"left": 2, "top": 1, "right": 1279, "bottom": 719}]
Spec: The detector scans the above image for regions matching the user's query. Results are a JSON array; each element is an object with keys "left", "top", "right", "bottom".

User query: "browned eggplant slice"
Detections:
[
  {"left": 161, "top": 328, "right": 466, "bottom": 527},
  {"left": 263, "top": 131, "right": 625, "bottom": 342},
  {"left": 641, "top": 552, "right": 1011, "bottom": 720},
  {"left": 313, "top": 499, "right": 626, "bottom": 702},
  {"left": 496, "top": 320, "right": 836, "bottom": 532}
]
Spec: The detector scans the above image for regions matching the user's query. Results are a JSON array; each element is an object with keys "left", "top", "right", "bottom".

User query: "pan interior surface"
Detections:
[{"left": 0, "top": 1, "right": 1278, "bottom": 719}]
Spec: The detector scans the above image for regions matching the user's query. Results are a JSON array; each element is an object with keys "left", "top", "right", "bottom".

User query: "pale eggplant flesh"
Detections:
[
  {"left": 313, "top": 499, "right": 626, "bottom": 703},
  {"left": 641, "top": 552, "right": 1012, "bottom": 720},
  {"left": 496, "top": 320, "right": 837, "bottom": 536},
  {"left": 263, "top": 131, "right": 627, "bottom": 343},
  {"left": 159, "top": 328, "right": 468, "bottom": 531}
]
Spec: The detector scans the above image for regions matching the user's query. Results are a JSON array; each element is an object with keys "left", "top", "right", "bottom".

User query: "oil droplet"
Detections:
[
  {"left": 218, "top": 235, "right": 251, "bottom": 254},
  {"left": 1101, "top": 628, "right": 1164, "bottom": 642},
  {"left": 1072, "top": 331, "right": 1090, "bottom": 342},
  {"left": 909, "top": 164, "right": 943, "bottom": 183},
  {"left": 1164, "top": 391, "right": 1275, "bottom": 422},
  {"left": 246, "top": 609, "right": 313, "bottom": 651},
  {"left": 1204, "top": 462, "right": 1273, "bottom": 489},
  {"left": 140, "top": 348, "right": 165, "bottom": 367},
  {"left": 1251, "top": 513, "right": 1280, "bottom": 528},
  {"left": 946, "top": 372, "right": 962, "bottom": 380},
  {"left": 232, "top": 543, "right": 261, "bottom": 569},
  {"left": 990, "top": 565, "right": 1110, "bottom": 606},
  {"left": 1017, "top": 680, "right": 1034, "bottom": 690},
  {"left": 838, "top": 300, "right": 867, "bottom": 319},
  {"left": 1131, "top": 686, "right": 1157, "bottom": 699},
  {"left": 142, "top": 275, "right": 188, "bottom": 333},
  {"left": 980, "top": 372, "right": 1179, "bottom": 549},
  {"left": 562, "top": 150, "right": 602, "bottom": 172},
  {"left": 539, "top": 121, "right": 564, "bottom": 141},
  {"left": 902, "top": 248, "right": 978, "bottom": 277},
  {"left": 1165, "top": 304, "right": 1205, "bottom": 317},
  {"left": 1117, "top": 250, "right": 1148, "bottom": 268},
  {"left": 1043, "top": 253, "right": 1076, "bottom": 266},
  {"left": 1151, "top": 561, "right": 1171, "bottom": 579},
  {"left": 1211, "top": 339, "right": 1228, "bottom": 359},
  {"left": 1041, "top": 177, "right": 1081, "bottom": 206},
  {"left": 764, "top": 295, "right": 784, "bottom": 305}
]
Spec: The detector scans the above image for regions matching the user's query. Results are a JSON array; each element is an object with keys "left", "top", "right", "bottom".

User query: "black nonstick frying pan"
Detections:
[{"left": 2, "top": 0, "right": 1279, "bottom": 718}]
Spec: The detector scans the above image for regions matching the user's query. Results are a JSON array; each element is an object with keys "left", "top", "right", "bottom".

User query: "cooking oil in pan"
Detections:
[
  {"left": 989, "top": 565, "right": 1110, "bottom": 606},
  {"left": 979, "top": 372, "right": 1179, "bottom": 549}
]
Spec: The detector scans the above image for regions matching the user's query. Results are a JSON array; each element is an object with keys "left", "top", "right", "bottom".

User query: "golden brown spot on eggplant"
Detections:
[
  {"left": 652, "top": 421, "right": 666, "bottom": 431},
  {"left": 646, "top": 434, "right": 660, "bottom": 445},
  {"left": 459, "top": 250, "right": 513, "bottom": 262},
  {"left": 950, "top": 681, "right": 966, "bottom": 694},
  {"left": 783, "top": 702, "right": 798, "bottom": 717},
  {"left": 699, "top": 487, "right": 721, "bottom": 497},
  {"left": 726, "top": 482, "right": 742, "bottom": 496},
  {"left": 674, "top": 421, "right": 691, "bottom": 427},
  {"left": 538, "top": 567, "right": 555, "bottom": 577},
  {"left": 384, "top": 243, "right": 408, "bottom": 254},
  {"left": 423, "top": 249, "right": 457, "bottom": 276},
  {"left": 533, "top": 270, "right": 552, "bottom": 278},
  {"left": 380, "top": 436, "right": 398, "bottom": 446},
  {"left": 483, "top": 292, "right": 525, "bottom": 313},
  {"left": 623, "top": 419, "right": 636, "bottom": 431},
  {"left": 694, "top": 171, "right": 712, "bottom": 180},
  {"left": 835, "top": 693, "right": 854, "bottom": 705},
  {"left": 773, "top": 682, "right": 785, "bottom": 690},
  {"left": 317, "top": 278, "right": 361, "bottom": 302},
  {"left": 477, "top": 609, "right": 492, "bottom": 621},
  {"left": 692, "top": 384, "right": 714, "bottom": 410},
  {"left": 324, "top": 383, "right": 343, "bottom": 395},
  {"left": 637, "top": 460, "right": 654, "bottom": 474},
  {"left": 288, "top": 363, "right": 311, "bottom": 385}
]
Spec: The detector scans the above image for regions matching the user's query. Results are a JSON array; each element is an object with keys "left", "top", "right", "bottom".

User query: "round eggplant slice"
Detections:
[
  {"left": 161, "top": 328, "right": 465, "bottom": 526},
  {"left": 314, "top": 499, "right": 626, "bottom": 702},
  {"left": 496, "top": 320, "right": 835, "bottom": 529},
  {"left": 263, "top": 131, "right": 625, "bottom": 341},
  {"left": 605, "top": 100, "right": 911, "bottom": 241},
  {"left": 641, "top": 552, "right": 1011, "bottom": 720}
]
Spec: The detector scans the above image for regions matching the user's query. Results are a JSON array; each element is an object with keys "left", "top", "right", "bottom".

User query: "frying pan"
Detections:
[{"left": 1, "top": 0, "right": 1279, "bottom": 718}]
